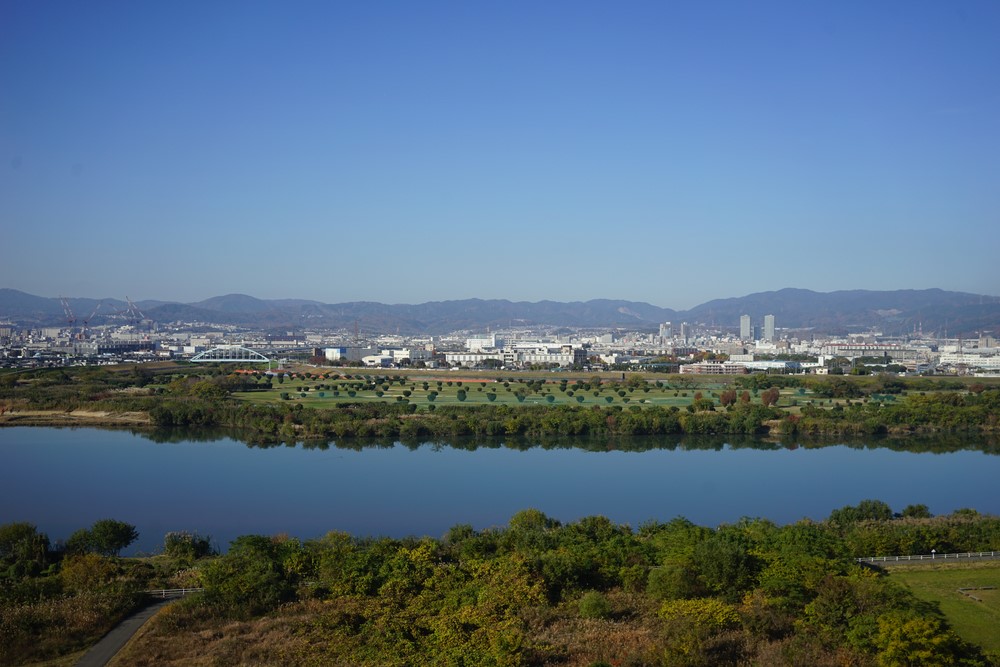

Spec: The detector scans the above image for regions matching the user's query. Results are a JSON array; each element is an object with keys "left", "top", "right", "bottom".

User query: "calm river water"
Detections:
[{"left": 2, "top": 426, "right": 998, "bottom": 554}]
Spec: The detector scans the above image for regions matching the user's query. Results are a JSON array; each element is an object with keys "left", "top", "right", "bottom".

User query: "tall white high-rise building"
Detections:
[
  {"left": 764, "top": 314, "right": 775, "bottom": 342},
  {"left": 740, "top": 314, "right": 751, "bottom": 340}
]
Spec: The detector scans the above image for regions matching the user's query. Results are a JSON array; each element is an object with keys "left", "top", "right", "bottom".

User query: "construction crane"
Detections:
[
  {"left": 124, "top": 296, "right": 147, "bottom": 325},
  {"left": 80, "top": 303, "right": 102, "bottom": 339},
  {"left": 59, "top": 296, "right": 77, "bottom": 331},
  {"left": 112, "top": 297, "right": 148, "bottom": 328}
]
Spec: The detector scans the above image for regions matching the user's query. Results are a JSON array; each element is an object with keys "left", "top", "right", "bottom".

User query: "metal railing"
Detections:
[
  {"left": 144, "top": 587, "right": 205, "bottom": 598},
  {"left": 857, "top": 551, "right": 999, "bottom": 564}
]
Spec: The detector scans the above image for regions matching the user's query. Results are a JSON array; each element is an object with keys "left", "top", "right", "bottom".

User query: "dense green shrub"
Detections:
[{"left": 578, "top": 590, "right": 612, "bottom": 619}]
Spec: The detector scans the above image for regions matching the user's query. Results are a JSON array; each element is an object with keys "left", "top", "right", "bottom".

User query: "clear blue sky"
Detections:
[{"left": 2, "top": 1, "right": 998, "bottom": 309}]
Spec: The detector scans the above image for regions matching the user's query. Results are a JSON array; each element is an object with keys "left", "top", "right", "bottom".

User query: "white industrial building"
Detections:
[
  {"left": 446, "top": 344, "right": 585, "bottom": 369},
  {"left": 938, "top": 352, "right": 1000, "bottom": 371},
  {"left": 444, "top": 351, "right": 503, "bottom": 367},
  {"left": 820, "top": 343, "right": 921, "bottom": 360},
  {"left": 679, "top": 361, "right": 747, "bottom": 375},
  {"left": 466, "top": 333, "right": 502, "bottom": 352},
  {"left": 324, "top": 346, "right": 379, "bottom": 362},
  {"left": 380, "top": 347, "right": 433, "bottom": 364}
]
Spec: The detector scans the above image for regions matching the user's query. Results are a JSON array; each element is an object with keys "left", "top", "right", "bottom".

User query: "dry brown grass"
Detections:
[
  {"left": 0, "top": 590, "right": 139, "bottom": 666},
  {"left": 0, "top": 409, "right": 150, "bottom": 426},
  {"left": 103, "top": 590, "right": 867, "bottom": 667},
  {"left": 750, "top": 635, "right": 871, "bottom": 667},
  {"left": 108, "top": 600, "right": 320, "bottom": 667},
  {"left": 112, "top": 593, "right": 668, "bottom": 667},
  {"left": 19, "top": 650, "right": 87, "bottom": 667},
  {"left": 521, "top": 590, "right": 666, "bottom": 666}
]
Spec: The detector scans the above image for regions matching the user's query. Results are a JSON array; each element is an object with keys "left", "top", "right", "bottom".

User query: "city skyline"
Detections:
[{"left": 2, "top": 2, "right": 999, "bottom": 307}]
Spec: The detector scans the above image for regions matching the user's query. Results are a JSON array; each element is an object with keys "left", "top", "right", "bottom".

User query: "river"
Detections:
[{"left": 2, "top": 426, "right": 998, "bottom": 554}]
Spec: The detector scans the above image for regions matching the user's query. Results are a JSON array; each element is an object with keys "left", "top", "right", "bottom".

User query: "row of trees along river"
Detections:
[{"left": 2, "top": 365, "right": 998, "bottom": 443}]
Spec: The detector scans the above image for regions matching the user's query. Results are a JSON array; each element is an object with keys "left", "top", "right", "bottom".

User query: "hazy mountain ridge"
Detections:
[
  {"left": 685, "top": 288, "right": 1000, "bottom": 335},
  {"left": 1, "top": 288, "right": 998, "bottom": 336}
]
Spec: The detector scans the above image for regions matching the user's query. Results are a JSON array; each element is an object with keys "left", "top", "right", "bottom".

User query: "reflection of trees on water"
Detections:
[
  {"left": 146, "top": 426, "right": 236, "bottom": 444},
  {"left": 142, "top": 427, "right": 999, "bottom": 456},
  {"left": 829, "top": 433, "right": 1000, "bottom": 455}
]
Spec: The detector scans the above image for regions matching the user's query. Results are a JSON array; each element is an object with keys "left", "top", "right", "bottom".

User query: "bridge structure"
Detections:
[{"left": 190, "top": 344, "right": 272, "bottom": 367}]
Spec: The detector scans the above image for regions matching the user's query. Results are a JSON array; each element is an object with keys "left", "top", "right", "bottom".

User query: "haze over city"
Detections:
[{"left": 2, "top": 1, "right": 999, "bottom": 308}]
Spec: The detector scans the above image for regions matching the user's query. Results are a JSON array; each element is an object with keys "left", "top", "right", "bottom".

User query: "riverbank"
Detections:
[
  {"left": 2, "top": 366, "right": 999, "bottom": 440},
  {"left": 0, "top": 410, "right": 152, "bottom": 427}
]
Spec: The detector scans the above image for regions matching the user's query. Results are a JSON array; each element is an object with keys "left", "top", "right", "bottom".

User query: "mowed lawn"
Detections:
[
  {"left": 888, "top": 561, "right": 1000, "bottom": 654},
  {"left": 229, "top": 370, "right": 798, "bottom": 410},
  {"left": 237, "top": 382, "right": 691, "bottom": 408}
]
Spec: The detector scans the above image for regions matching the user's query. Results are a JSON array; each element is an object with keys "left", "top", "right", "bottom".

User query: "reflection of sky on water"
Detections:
[{"left": 2, "top": 427, "right": 998, "bottom": 554}]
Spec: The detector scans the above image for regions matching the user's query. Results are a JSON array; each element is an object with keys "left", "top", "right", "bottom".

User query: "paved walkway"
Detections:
[{"left": 74, "top": 598, "right": 174, "bottom": 667}]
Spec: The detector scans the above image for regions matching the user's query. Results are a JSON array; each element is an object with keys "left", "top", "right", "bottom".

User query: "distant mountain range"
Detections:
[{"left": 2, "top": 288, "right": 999, "bottom": 337}]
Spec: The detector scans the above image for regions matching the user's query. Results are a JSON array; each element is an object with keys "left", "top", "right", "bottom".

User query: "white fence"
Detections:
[
  {"left": 857, "top": 551, "right": 998, "bottom": 564},
  {"left": 144, "top": 587, "right": 205, "bottom": 598}
]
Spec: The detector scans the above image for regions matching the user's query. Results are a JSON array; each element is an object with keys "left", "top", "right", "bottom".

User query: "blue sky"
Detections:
[{"left": 2, "top": 1, "right": 998, "bottom": 309}]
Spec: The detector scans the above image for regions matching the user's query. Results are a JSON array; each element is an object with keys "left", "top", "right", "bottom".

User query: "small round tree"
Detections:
[
  {"left": 579, "top": 591, "right": 612, "bottom": 619},
  {"left": 89, "top": 519, "right": 139, "bottom": 557}
]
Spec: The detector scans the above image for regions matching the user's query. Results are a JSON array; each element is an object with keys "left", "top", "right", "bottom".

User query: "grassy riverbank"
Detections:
[{"left": 888, "top": 562, "right": 1000, "bottom": 657}]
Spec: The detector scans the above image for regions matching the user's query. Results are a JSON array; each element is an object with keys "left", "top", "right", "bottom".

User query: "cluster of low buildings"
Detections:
[{"left": 1, "top": 316, "right": 999, "bottom": 377}]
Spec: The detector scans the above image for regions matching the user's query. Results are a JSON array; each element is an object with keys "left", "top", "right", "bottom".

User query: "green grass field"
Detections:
[
  {"left": 229, "top": 370, "right": 791, "bottom": 410},
  {"left": 888, "top": 562, "right": 1000, "bottom": 655}
]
